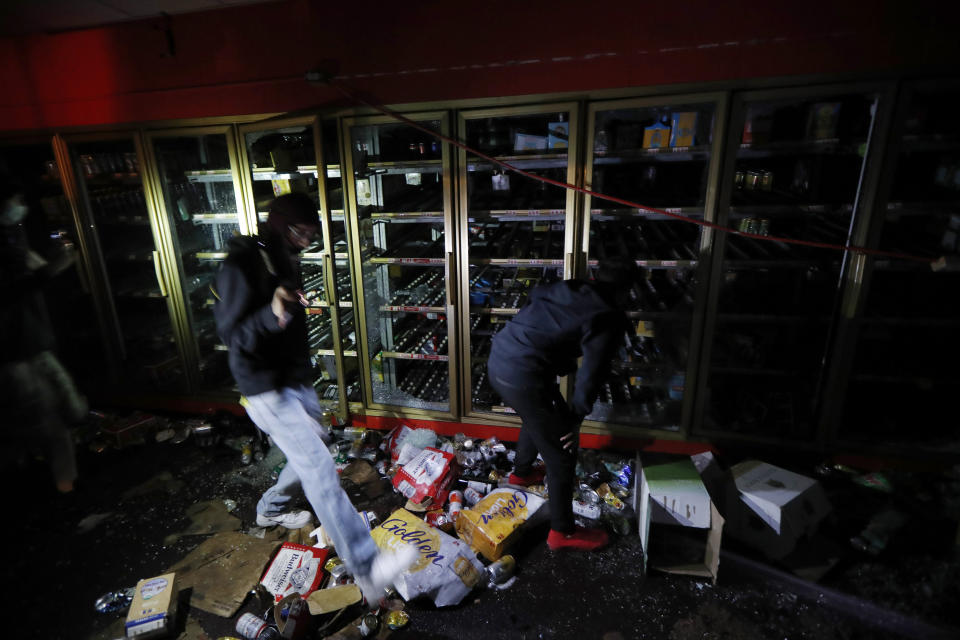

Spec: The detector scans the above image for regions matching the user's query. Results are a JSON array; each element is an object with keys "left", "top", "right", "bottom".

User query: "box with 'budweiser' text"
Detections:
[{"left": 392, "top": 447, "right": 458, "bottom": 507}]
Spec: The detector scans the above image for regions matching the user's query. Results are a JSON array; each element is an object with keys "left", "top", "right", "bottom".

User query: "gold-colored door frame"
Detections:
[
  {"left": 142, "top": 124, "right": 247, "bottom": 392},
  {"left": 579, "top": 91, "right": 729, "bottom": 440},
  {"left": 60, "top": 129, "right": 190, "bottom": 387},
  {"left": 690, "top": 81, "right": 893, "bottom": 448},
  {"left": 236, "top": 115, "right": 351, "bottom": 421},
  {"left": 341, "top": 110, "right": 459, "bottom": 420},
  {"left": 454, "top": 101, "right": 580, "bottom": 425}
]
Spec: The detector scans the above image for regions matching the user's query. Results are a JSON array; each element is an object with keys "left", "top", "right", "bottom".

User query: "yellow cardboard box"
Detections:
[{"left": 454, "top": 488, "right": 546, "bottom": 561}]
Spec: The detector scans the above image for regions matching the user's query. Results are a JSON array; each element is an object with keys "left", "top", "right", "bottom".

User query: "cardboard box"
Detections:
[
  {"left": 125, "top": 573, "right": 178, "bottom": 639},
  {"left": 547, "top": 121, "right": 569, "bottom": 149},
  {"left": 371, "top": 508, "right": 484, "bottom": 607},
  {"left": 726, "top": 460, "right": 831, "bottom": 560},
  {"left": 636, "top": 456, "right": 723, "bottom": 583},
  {"left": 455, "top": 488, "right": 546, "bottom": 561},
  {"left": 393, "top": 447, "right": 458, "bottom": 506},
  {"left": 513, "top": 133, "right": 548, "bottom": 151},
  {"left": 806, "top": 102, "right": 841, "bottom": 140},
  {"left": 642, "top": 122, "right": 671, "bottom": 149},
  {"left": 670, "top": 112, "right": 698, "bottom": 147},
  {"left": 260, "top": 542, "right": 329, "bottom": 603}
]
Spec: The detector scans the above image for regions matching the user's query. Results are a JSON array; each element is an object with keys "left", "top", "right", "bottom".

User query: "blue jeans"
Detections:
[{"left": 244, "top": 384, "right": 378, "bottom": 575}]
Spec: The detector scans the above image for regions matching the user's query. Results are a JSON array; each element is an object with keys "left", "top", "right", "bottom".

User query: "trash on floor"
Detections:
[
  {"left": 370, "top": 507, "right": 484, "bottom": 606},
  {"left": 637, "top": 455, "right": 724, "bottom": 584},
  {"left": 166, "top": 531, "right": 281, "bottom": 617},
  {"left": 260, "top": 542, "right": 330, "bottom": 603},
  {"left": 726, "top": 460, "right": 831, "bottom": 560},
  {"left": 455, "top": 487, "right": 546, "bottom": 561},
  {"left": 124, "top": 573, "right": 178, "bottom": 639}
]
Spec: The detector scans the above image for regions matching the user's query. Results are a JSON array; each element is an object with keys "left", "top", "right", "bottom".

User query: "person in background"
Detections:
[
  {"left": 213, "top": 192, "right": 415, "bottom": 605},
  {"left": 0, "top": 176, "right": 87, "bottom": 494},
  {"left": 487, "top": 257, "right": 639, "bottom": 551}
]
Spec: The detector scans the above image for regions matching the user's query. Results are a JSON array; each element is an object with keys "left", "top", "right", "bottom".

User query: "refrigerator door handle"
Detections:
[{"left": 152, "top": 250, "right": 169, "bottom": 297}]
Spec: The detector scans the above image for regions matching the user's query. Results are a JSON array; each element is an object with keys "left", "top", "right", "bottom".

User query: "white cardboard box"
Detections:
[
  {"left": 636, "top": 455, "right": 723, "bottom": 583},
  {"left": 125, "top": 573, "right": 178, "bottom": 639},
  {"left": 727, "top": 460, "right": 831, "bottom": 559}
]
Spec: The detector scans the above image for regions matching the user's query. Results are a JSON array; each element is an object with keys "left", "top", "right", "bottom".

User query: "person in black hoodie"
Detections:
[
  {"left": 0, "top": 176, "right": 86, "bottom": 494},
  {"left": 487, "top": 257, "right": 639, "bottom": 551},
  {"left": 214, "top": 192, "right": 415, "bottom": 605}
]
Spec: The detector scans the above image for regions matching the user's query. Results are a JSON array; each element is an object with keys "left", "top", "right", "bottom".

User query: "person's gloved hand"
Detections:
[{"left": 271, "top": 286, "right": 298, "bottom": 328}]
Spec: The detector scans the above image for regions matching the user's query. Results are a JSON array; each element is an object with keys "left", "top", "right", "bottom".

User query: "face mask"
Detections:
[{"left": 0, "top": 199, "right": 28, "bottom": 226}]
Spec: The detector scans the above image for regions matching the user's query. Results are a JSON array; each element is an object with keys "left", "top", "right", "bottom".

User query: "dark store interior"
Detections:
[{"left": 2, "top": 1, "right": 959, "bottom": 639}]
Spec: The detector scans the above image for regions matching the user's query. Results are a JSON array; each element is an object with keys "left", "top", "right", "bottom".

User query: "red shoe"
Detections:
[
  {"left": 507, "top": 468, "right": 546, "bottom": 487},
  {"left": 547, "top": 526, "right": 609, "bottom": 551}
]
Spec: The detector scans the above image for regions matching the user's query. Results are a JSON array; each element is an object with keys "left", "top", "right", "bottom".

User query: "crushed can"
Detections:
[{"left": 485, "top": 554, "right": 516, "bottom": 586}]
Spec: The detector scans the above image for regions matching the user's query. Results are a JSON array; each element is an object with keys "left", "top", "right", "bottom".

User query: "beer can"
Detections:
[
  {"left": 745, "top": 170, "right": 762, "bottom": 190},
  {"left": 486, "top": 554, "right": 516, "bottom": 585},
  {"left": 734, "top": 170, "right": 745, "bottom": 189},
  {"left": 463, "top": 486, "right": 483, "bottom": 505},
  {"left": 465, "top": 480, "right": 489, "bottom": 495},
  {"left": 418, "top": 142, "right": 425, "bottom": 155},
  {"left": 578, "top": 483, "right": 600, "bottom": 505},
  {"left": 386, "top": 610, "right": 410, "bottom": 629},
  {"left": 758, "top": 218, "right": 770, "bottom": 236},
  {"left": 760, "top": 170, "right": 773, "bottom": 191},
  {"left": 448, "top": 490, "right": 463, "bottom": 506},
  {"left": 426, "top": 509, "right": 451, "bottom": 530},
  {"left": 359, "top": 612, "right": 379, "bottom": 637},
  {"left": 235, "top": 612, "right": 268, "bottom": 639}
]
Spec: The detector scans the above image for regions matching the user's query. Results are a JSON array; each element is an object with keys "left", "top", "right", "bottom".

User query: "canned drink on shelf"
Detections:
[
  {"left": 745, "top": 170, "right": 762, "bottom": 190},
  {"left": 760, "top": 170, "right": 773, "bottom": 191},
  {"left": 734, "top": 170, "right": 745, "bottom": 189},
  {"left": 758, "top": 218, "right": 770, "bottom": 236}
]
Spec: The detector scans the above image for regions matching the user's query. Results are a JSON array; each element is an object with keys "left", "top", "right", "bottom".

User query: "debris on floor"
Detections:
[{"left": 17, "top": 409, "right": 960, "bottom": 639}]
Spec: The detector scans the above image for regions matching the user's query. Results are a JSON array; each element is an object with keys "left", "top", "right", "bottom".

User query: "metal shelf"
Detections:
[
  {"left": 380, "top": 351, "right": 449, "bottom": 361},
  {"left": 191, "top": 213, "right": 240, "bottom": 223}
]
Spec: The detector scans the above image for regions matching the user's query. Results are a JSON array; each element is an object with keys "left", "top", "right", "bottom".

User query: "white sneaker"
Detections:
[
  {"left": 355, "top": 544, "right": 419, "bottom": 606},
  {"left": 256, "top": 510, "right": 313, "bottom": 529}
]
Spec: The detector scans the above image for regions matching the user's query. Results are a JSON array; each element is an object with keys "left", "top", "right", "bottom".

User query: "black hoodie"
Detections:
[
  {"left": 213, "top": 233, "right": 311, "bottom": 396},
  {"left": 488, "top": 279, "right": 630, "bottom": 418}
]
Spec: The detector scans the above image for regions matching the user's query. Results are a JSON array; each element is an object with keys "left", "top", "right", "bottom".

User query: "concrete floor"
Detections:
[{"left": 11, "top": 413, "right": 960, "bottom": 640}]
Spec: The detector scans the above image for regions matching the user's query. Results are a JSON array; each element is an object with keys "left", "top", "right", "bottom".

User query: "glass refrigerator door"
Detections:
[
  {"left": 69, "top": 137, "right": 186, "bottom": 391},
  {"left": 0, "top": 141, "right": 109, "bottom": 390},
  {"left": 840, "top": 83, "right": 960, "bottom": 446},
  {"left": 322, "top": 119, "right": 364, "bottom": 413},
  {"left": 459, "top": 105, "right": 577, "bottom": 417},
  {"left": 242, "top": 119, "right": 343, "bottom": 410},
  {"left": 149, "top": 131, "right": 243, "bottom": 392},
  {"left": 702, "top": 88, "right": 880, "bottom": 439},
  {"left": 584, "top": 98, "right": 718, "bottom": 429},
  {"left": 345, "top": 114, "right": 454, "bottom": 414}
]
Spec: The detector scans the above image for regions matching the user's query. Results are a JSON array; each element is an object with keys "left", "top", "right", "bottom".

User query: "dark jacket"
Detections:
[
  {"left": 488, "top": 279, "right": 630, "bottom": 418},
  {"left": 0, "top": 234, "right": 56, "bottom": 363},
  {"left": 213, "top": 235, "right": 311, "bottom": 396}
]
